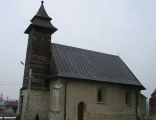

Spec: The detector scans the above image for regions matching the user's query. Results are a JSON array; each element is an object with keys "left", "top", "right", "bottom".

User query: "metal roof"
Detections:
[{"left": 51, "top": 43, "right": 144, "bottom": 88}]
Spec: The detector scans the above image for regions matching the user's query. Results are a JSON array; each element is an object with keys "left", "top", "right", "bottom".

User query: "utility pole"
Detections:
[{"left": 2, "top": 100, "right": 4, "bottom": 120}]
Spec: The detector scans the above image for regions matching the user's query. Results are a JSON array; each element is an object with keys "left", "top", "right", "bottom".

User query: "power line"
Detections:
[
  {"left": 0, "top": 81, "right": 22, "bottom": 83},
  {"left": 0, "top": 82, "right": 22, "bottom": 85},
  {"left": 0, "top": 84, "right": 22, "bottom": 85}
]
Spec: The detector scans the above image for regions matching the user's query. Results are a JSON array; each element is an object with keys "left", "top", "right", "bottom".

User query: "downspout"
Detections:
[
  {"left": 64, "top": 80, "right": 68, "bottom": 120},
  {"left": 135, "top": 90, "right": 139, "bottom": 120}
]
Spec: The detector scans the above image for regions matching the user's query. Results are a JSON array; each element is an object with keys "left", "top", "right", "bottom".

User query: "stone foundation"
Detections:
[
  {"left": 66, "top": 112, "right": 146, "bottom": 120},
  {"left": 48, "top": 111, "right": 64, "bottom": 120},
  {"left": 150, "top": 115, "right": 156, "bottom": 120},
  {"left": 20, "top": 90, "right": 49, "bottom": 120}
]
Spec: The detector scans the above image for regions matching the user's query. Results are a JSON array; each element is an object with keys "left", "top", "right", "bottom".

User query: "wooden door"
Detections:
[{"left": 78, "top": 102, "right": 84, "bottom": 120}]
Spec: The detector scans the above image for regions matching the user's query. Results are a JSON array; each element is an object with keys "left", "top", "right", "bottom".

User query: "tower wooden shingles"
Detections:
[{"left": 22, "top": 2, "right": 57, "bottom": 90}]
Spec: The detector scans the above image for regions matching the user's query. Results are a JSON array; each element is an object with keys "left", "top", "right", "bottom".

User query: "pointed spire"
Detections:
[
  {"left": 31, "top": 1, "right": 52, "bottom": 22},
  {"left": 25, "top": 1, "right": 57, "bottom": 34}
]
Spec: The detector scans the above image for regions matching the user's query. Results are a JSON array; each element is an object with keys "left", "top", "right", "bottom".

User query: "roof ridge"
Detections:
[{"left": 52, "top": 43, "right": 118, "bottom": 58}]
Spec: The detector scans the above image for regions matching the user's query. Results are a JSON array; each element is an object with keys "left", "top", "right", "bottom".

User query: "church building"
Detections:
[{"left": 18, "top": 1, "right": 146, "bottom": 120}]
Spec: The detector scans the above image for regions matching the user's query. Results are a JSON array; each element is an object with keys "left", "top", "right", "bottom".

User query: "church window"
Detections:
[
  {"left": 97, "top": 88, "right": 105, "bottom": 103},
  {"left": 125, "top": 91, "right": 131, "bottom": 105}
]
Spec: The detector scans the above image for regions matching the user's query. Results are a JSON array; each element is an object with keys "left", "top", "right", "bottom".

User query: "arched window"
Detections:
[
  {"left": 97, "top": 88, "right": 102, "bottom": 102},
  {"left": 125, "top": 91, "right": 131, "bottom": 105},
  {"left": 97, "top": 88, "right": 105, "bottom": 102}
]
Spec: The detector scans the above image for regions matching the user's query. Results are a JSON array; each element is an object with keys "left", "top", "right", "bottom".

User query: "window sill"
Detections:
[
  {"left": 126, "top": 104, "right": 131, "bottom": 107},
  {"left": 97, "top": 101, "right": 106, "bottom": 104}
]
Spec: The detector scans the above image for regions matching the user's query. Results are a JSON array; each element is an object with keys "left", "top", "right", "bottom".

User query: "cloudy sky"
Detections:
[{"left": 0, "top": 0, "right": 156, "bottom": 100}]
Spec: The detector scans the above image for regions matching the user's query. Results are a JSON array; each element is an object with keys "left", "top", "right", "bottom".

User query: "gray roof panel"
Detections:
[{"left": 51, "top": 43, "right": 144, "bottom": 88}]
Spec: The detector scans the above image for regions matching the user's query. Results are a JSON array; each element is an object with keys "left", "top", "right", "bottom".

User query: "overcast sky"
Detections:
[{"left": 0, "top": 0, "right": 156, "bottom": 100}]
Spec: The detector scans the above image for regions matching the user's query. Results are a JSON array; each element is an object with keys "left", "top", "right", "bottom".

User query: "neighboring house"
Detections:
[
  {"left": 149, "top": 89, "right": 156, "bottom": 120},
  {"left": 5, "top": 100, "right": 18, "bottom": 116},
  {"left": 18, "top": 2, "right": 146, "bottom": 120},
  {"left": 0, "top": 94, "right": 18, "bottom": 117},
  {"left": 0, "top": 94, "right": 5, "bottom": 112}
]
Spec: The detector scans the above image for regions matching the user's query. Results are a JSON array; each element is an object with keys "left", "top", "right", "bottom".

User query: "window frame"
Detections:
[
  {"left": 125, "top": 91, "right": 131, "bottom": 106},
  {"left": 97, "top": 87, "right": 106, "bottom": 104}
]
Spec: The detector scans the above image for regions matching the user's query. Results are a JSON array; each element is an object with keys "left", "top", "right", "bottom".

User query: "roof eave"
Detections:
[
  {"left": 47, "top": 75, "right": 145, "bottom": 90},
  {"left": 24, "top": 24, "right": 57, "bottom": 34}
]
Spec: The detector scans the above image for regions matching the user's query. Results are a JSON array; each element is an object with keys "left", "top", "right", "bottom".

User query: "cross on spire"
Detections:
[{"left": 41, "top": 0, "right": 44, "bottom": 5}]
